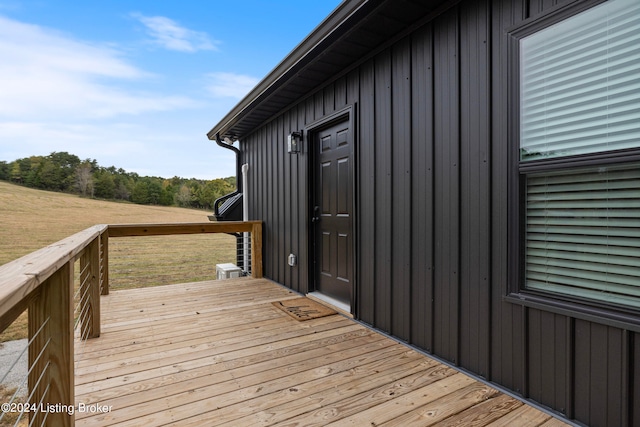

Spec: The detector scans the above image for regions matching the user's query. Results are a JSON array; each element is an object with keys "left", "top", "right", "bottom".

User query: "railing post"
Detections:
[
  {"left": 100, "top": 229, "right": 109, "bottom": 296},
  {"left": 251, "top": 222, "right": 263, "bottom": 278},
  {"left": 29, "top": 262, "right": 74, "bottom": 427},
  {"left": 80, "top": 238, "right": 100, "bottom": 339},
  {"left": 90, "top": 238, "right": 101, "bottom": 338}
]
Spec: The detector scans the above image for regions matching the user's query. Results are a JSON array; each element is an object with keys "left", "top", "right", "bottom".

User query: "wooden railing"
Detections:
[
  {"left": 0, "top": 221, "right": 262, "bottom": 427},
  {"left": 0, "top": 224, "right": 107, "bottom": 427}
]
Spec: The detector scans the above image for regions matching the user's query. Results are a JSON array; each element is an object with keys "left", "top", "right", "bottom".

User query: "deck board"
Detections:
[{"left": 74, "top": 278, "right": 570, "bottom": 427}]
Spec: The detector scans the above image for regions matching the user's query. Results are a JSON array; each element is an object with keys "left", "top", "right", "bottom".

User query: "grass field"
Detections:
[{"left": 0, "top": 181, "right": 238, "bottom": 342}]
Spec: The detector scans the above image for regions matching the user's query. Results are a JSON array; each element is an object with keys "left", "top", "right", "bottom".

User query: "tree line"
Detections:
[{"left": 0, "top": 152, "right": 235, "bottom": 210}]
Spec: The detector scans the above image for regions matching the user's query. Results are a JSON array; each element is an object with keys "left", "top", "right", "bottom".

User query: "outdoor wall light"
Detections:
[{"left": 288, "top": 131, "right": 302, "bottom": 154}]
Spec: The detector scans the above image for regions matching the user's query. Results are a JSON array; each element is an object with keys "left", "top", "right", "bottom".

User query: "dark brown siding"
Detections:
[
  {"left": 238, "top": 0, "right": 639, "bottom": 425},
  {"left": 358, "top": 59, "right": 376, "bottom": 325},
  {"left": 391, "top": 37, "right": 412, "bottom": 342},
  {"left": 490, "top": 0, "right": 526, "bottom": 397},
  {"left": 433, "top": 5, "right": 460, "bottom": 364},
  {"left": 527, "top": 310, "right": 569, "bottom": 413},
  {"left": 409, "top": 23, "right": 435, "bottom": 353},
  {"left": 574, "top": 321, "right": 624, "bottom": 426},
  {"left": 373, "top": 49, "right": 392, "bottom": 333},
  {"left": 459, "top": 0, "right": 491, "bottom": 377}
]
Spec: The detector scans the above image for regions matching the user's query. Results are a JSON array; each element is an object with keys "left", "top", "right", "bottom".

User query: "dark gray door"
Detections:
[{"left": 313, "top": 120, "right": 352, "bottom": 305}]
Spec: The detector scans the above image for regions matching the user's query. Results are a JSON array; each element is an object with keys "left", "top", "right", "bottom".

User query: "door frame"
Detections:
[{"left": 305, "top": 104, "right": 357, "bottom": 315}]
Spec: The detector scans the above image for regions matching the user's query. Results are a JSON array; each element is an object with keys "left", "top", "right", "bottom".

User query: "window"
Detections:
[
  {"left": 514, "top": 0, "right": 640, "bottom": 311},
  {"left": 525, "top": 163, "right": 640, "bottom": 308}
]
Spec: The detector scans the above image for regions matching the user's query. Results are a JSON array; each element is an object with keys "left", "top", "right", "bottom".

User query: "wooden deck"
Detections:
[{"left": 74, "top": 278, "right": 569, "bottom": 427}]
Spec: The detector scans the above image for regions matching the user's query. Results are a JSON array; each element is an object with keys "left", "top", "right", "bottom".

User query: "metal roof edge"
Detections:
[{"left": 206, "top": 0, "right": 375, "bottom": 141}]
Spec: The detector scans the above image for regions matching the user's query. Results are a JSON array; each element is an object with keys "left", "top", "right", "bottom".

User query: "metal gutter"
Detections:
[
  {"left": 214, "top": 133, "right": 242, "bottom": 193},
  {"left": 210, "top": 133, "right": 242, "bottom": 221}
]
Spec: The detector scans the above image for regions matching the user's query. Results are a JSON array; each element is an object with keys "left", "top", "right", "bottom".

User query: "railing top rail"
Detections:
[
  {"left": 0, "top": 224, "right": 108, "bottom": 328},
  {"left": 107, "top": 221, "right": 262, "bottom": 237}
]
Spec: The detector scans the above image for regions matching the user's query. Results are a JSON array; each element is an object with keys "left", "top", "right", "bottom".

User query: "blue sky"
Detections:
[{"left": 0, "top": 1, "right": 341, "bottom": 179}]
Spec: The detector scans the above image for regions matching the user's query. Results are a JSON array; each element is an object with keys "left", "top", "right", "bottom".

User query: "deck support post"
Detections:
[{"left": 251, "top": 222, "right": 263, "bottom": 278}]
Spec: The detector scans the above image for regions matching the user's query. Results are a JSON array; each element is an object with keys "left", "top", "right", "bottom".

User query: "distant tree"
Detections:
[
  {"left": 24, "top": 156, "right": 45, "bottom": 188},
  {"left": 49, "top": 152, "right": 80, "bottom": 170},
  {"left": 114, "top": 181, "right": 131, "bottom": 200},
  {"left": 175, "top": 184, "right": 193, "bottom": 207},
  {"left": 195, "top": 178, "right": 236, "bottom": 210},
  {"left": 169, "top": 176, "right": 183, "bottom": 188},
  {"left": 112, "top": 172, "right": 133, "bottom": 200},
  {"left": 3, "top": 151, "right": 237, "bottom": 208},
  {"left": 0, "top": 161, "right": 8, "bottom": 180},
  {"left": 48, "top": 152, "right": 80, "bottom": 191},
  {"left": 146, "top": 179, "right": 163, "bottom": 205},
  {"left": 10, "top": 161, "right": 23, "bottom": 183},
  {"left": 131, "top": 180, "right": 150, "bottom": 204},
  {"left": 159, "top": 189, "right": 173, "bottom": 206},
  {"left": 93, "top": 170, "right": 116, "bottom": 199},
  {"left": 196, "top": 181, "right": 216, "bottom": 210},
  {"left": 75, "top": 162, "right": 94, "bottom": 197},
  {"left": 39, "top": 158, "right": 66, "bottom": 191}
]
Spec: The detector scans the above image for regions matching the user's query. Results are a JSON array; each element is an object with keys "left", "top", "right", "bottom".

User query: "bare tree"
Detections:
[
  {"left": 75, "top": 162, "right": 94, "bottom": 197},
  {"left": 175, "top": 184, "right": 193, "bottom": 207}
]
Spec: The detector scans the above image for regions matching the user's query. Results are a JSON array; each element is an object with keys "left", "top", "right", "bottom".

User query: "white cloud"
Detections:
[
  {"left": 205, "top": 72, "right": 259, "bottom": 99},
  {"left": 0, "top": 14, "right": 237, "bottom": 179},
  {"left": 0, "top": 16, "right": 143, "bottom": 78},
  {"left": 0, "top": 15, "right": 199, "bottom": 120},
  {"left": 132, "top": 14, "right": 218, "bottom": 53}
]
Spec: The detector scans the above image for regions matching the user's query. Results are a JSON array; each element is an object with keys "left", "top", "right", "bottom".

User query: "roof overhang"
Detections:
[{"left": 207, "top": 0, "right": 456, "bottom": 142}]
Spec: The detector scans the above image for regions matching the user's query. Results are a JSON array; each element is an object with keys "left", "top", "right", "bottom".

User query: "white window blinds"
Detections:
[
  {"left": 526, "top": 163, "right": 640, "bottom": 308},
  {"left": 520, "top": 0, "right": 640, "bottom": 161}
]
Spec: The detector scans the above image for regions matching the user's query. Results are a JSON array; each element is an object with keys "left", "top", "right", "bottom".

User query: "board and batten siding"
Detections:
[{"left": 239, "top": 0, "right": 639, "bottom": 425}]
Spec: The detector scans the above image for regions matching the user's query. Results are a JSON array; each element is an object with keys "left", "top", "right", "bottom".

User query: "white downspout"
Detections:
[{"left": 242, "top": 163, "right": 249, "bottom": 273}]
